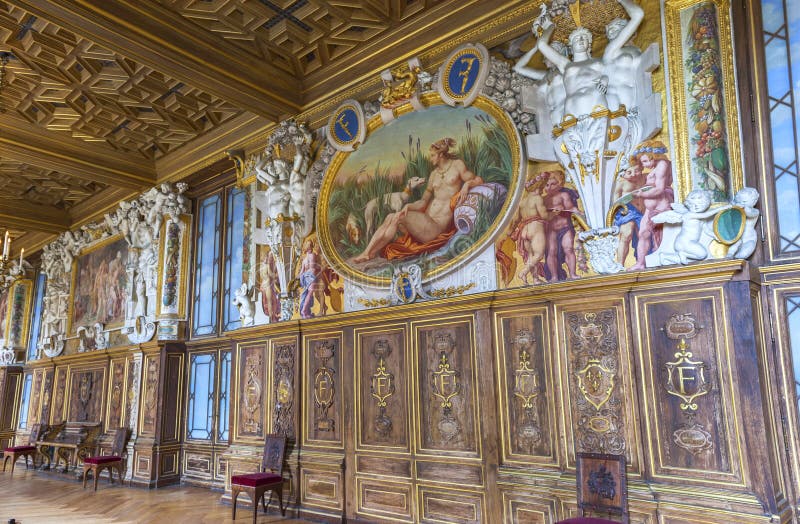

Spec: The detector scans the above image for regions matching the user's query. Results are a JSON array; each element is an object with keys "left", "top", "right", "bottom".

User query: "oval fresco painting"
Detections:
[{"left": 318, "top": 94, "right": 523, "bottom": 284}]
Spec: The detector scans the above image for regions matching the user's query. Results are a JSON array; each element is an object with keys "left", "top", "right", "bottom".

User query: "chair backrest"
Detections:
[
  {"left": 261, "top": 434, "right": 286, "bottom": 474},
  {"left": 28, "top": 423, "right": 45, "bottom": 445},
  {"left": 110, "top": 427, "right": 131, "bottom": 456},
  {"left": 576, "top": 452, "right": 629, "bottom": 524}
]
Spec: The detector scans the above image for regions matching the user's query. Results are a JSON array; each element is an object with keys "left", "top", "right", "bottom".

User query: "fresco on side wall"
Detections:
[
  {"left": 497, "top": 140, "right": 676, "bottom": 287},
  {"left": 319, "top": 99, "right": 521, "bottom": 284},
  {"left": 0, "top": 289, "right": 7, "bottom": 343},
  {"left": 71, "top": 237, "right": 129, "bottom": 332}
]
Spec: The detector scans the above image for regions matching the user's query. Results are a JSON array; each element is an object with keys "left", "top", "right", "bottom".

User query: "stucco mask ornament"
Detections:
[{"left": 232, "top": 283, "right": 256, "bottom": 326}]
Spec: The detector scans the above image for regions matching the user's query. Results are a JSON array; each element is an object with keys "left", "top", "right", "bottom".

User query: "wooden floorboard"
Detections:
[{"left": 0, "top": 468, "right": 314, "bottom": 523}]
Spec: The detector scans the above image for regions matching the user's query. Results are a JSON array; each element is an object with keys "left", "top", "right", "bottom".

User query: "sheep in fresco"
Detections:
[{"left": 364, "top": 176, "right": 427, "bottom": 237}]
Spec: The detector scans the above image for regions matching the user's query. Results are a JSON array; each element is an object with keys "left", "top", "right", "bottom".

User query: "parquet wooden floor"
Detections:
[{"left": 0, "top": 468, "right": 313, "bottom": 523}]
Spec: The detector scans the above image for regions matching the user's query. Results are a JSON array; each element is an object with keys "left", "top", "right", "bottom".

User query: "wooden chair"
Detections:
[
  {"left": 231, "top": 434, "right": 287, "bottom": 523},
  {"left": 557, "top": 452, "right": 629, "bottom": 524},
  {"left": 3, "top": 423, "right": 45, "bottom": 474},
  {"left": 82, "top": 427, "right": 131, "bottom": 491}
]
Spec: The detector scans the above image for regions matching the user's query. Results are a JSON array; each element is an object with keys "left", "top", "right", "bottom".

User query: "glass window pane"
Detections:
[
  {"left": 223, "top": 187, "right": 248, "bottom": 332},
  {"left": 27, "top": 273, "right": 46, "bottom": 361},
  {"left": 192, "top": 194, "right": 222, "bottom": 336},
  {"left": 187, "top": 353, "right": 216, "bottom": 440},
  {"left": 18, "top": 373, "right": 32, "bottom": 430},
  {"left": 762, "top": 0, "right": 800, "bottom": 255},
  {"left": 218, "top": 350, "right": 231, "bottom": 442}
]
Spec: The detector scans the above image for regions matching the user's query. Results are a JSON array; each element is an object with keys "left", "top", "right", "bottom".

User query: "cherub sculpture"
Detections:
[
  {"left": 232, "top": 283, "right": 257, "bottom": 326},
  {"left": 652, "top": 190, "right": 730, "bottom": 265},
  {"left": 727, "top": 187, "right": 760, "bottom": 260}
]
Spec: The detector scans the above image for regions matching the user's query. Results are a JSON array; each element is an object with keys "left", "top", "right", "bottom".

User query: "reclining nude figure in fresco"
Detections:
[{"left": 353, "top": 138, "right": 484, "bottom": 263}]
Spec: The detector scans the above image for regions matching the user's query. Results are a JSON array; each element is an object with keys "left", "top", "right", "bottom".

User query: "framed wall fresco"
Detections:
[
  {"left": 68, "top": 235, "right": 129, "bottom": 335},
  {"left": 156, "top": 215, "right": 191, "bottom": 320},
  {"left": 317, "top": 92, "right": 524, "bottom": 285},
  {"left": 1, "top": 279, "right": 33, "bottom": 350},
  {"left": 666, "top": 0, "right": 743, "bottom": 202}
]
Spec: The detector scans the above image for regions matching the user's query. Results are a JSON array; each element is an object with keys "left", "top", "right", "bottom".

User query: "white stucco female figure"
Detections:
[{"left": 515, "top": 35, "right": 570, "bottom": 162}]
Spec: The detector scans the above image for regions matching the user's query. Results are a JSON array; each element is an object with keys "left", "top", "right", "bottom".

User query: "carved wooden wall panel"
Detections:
[
  {"left": 556, "top": 300, "right": 641, "bottom": 472},
  {"left": 0, "top": 367, "right": 22, "bottom": 436},
  {"left": 235, "top": 341, "right": 267, "bottom": 441},
  {"left": 303, "top": 332, "right": 343, "bottom": 448},
  {"left": 412, "top": 317, "right": 480, "bottom": 457},
  {"left": 356, "top": 477, "right": 414, "bottom": 522},
  {"left": 634, "top": 290, "right": 744, "bottom": 486},
  {"left": 51, "top": 366, "right": 67, "bottom": 424},
  {"left": 494, "top": 307, "right": 557, "bottom": 466},
  {"left": 161, "top": 353, "right": 184, "bottom": 443},
  {"left": 140, "top": 354, "right": 161, "bottom": 436},
  {"left": 39, "top": 368, "right": 54, "bottom": 424},
  {"left": 300, "top": 457, "right": 344, "bottom": 511},
  {"left": 418, "top": 486, "right": 485, "bottom": 523},
  {"left": 499, "top": 491, "right": 558, "bottom": 524},
  {"left": 29, "top": 368, "right": 43, "bottom": 425},
  {"left": 67, "top": 367, "right": 106, "bottom": 424},
  {"left": 107, "top": 357, "right": 127, "bottom": 428},
  {"left": 269, "top": 336, "right": 298, "bottom": 439},
  {"left": 355, "top": 324, "right": 409, "bottom": 452}
]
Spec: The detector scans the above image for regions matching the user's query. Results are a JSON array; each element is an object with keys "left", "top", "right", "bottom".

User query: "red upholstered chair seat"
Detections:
[
  {"left": 231, "top": 472, "right": 282, "bottom": 487},
  {"left": 4, "top": 445, "right": 36, "bottom": 452},
  {"left": 559, "top": 518, "right": 620, "bottom": 524},
  {"left": 84, "top": 455, "right": 122, "bottom": 465}
]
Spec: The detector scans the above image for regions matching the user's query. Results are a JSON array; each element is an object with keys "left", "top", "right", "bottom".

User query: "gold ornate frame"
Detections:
[
  {"left": 317, "top": 92, "right": 524, "bottom": 286},
  {"left": 67, "top": 233, "right": 128, "bottom": 335},
  {"left": 665, "top": 0, "right": 743, "bottom": 201}
]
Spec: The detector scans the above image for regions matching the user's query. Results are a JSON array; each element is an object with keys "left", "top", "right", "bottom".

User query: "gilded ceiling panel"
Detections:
[
  {"left": 0, "top": 160, "right": 106, "bottom": 209},
  {"left": 161, "top": 0, "right": 439, "bottom": 75},
  {"left": 0, "top": 2, "right": 244, "bottom": 160}
]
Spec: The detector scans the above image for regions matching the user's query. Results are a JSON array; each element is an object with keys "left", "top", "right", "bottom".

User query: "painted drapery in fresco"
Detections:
[{"left": 71, "top": 238, "right": 129, "bottom": 331}]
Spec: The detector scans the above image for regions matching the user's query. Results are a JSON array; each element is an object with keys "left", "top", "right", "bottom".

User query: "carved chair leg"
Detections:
[
  {"left": 276, "top": 485, "right": 285, "bottom": 516},
  {"left": 82, "top": 466, "right": 89, "bottom": 489},
  {"left": 9, "top": 454, "right": 15, "bottom": 474},
  {"left": 2, "top": 454, "right": 9, "bottom": 472},
  {"left": 93, "top": 466, "right": 100, "bottom": 491},
  {"left": 231, "top": 487, "right": 240, "bottom": 520},
  {"left": 252, "top": 491, "right": 258, "bottom": 524}
]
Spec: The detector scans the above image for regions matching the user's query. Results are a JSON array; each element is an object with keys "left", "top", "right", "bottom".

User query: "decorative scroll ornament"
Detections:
[
  {"left": 663, "top": 313, "right": 701, "bottom": 340},
  {"left": 513, "top": 331, "right": 539, "bottom": 409},
  {"left": 512, "top": 329, "right": 542, "bottom": 447},
  {"left": 370, "top": 339, "right": 395, "bottom": 436},
  {"left": 673, "top": 423, "right": 714, "bottom": 455},
  {"left": 665, "top": 338, "right": 710, "bottom": 412},
  {"left": 430, "top": 333, "right": 462, "bottom": 441},
  {"left": 438, "top": 43, "right": 490, "bottom": 107},
  {"left": 243, "top": 352, "right": 263, "bottom": 434},
  {"left": 327, "top": 100, "right": 366, "bottom": 152},
  {"left": 273, "top": 343, "right": 295, "bottom": 438},
  {"left": 569, "top": 310, "right": 625, "bottom": 454},
  {"left": 313, "top": 341, "right": 336, "bottom": 432}
]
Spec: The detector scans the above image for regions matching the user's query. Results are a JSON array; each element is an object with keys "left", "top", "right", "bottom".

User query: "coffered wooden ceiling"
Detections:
[{"left": 0, "top": 0, "right": 533, "bottom": 255}]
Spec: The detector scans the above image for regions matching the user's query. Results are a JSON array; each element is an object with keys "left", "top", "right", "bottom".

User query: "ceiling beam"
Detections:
[
  {"left": 8, "top": 0, "right": 302, "bottom": 121},
  {"left": 0, "top": 114, "right": 156, "bottom": 189},
  {"left": 0, "top": 201, "right": 70, "bottom": 233}
]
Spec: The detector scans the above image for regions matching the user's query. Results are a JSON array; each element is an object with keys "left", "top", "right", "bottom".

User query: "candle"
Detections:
[
  {"left": 19, "top": 248, "right": 24, "bottom": 267},
  {"left": 2, "top": 230, "right": 8, "bottom": 259}
]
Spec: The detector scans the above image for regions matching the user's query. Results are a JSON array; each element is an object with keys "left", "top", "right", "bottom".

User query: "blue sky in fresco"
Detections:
[{"left": 762, "top": 0, "right": 800, "bottom": 250}]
